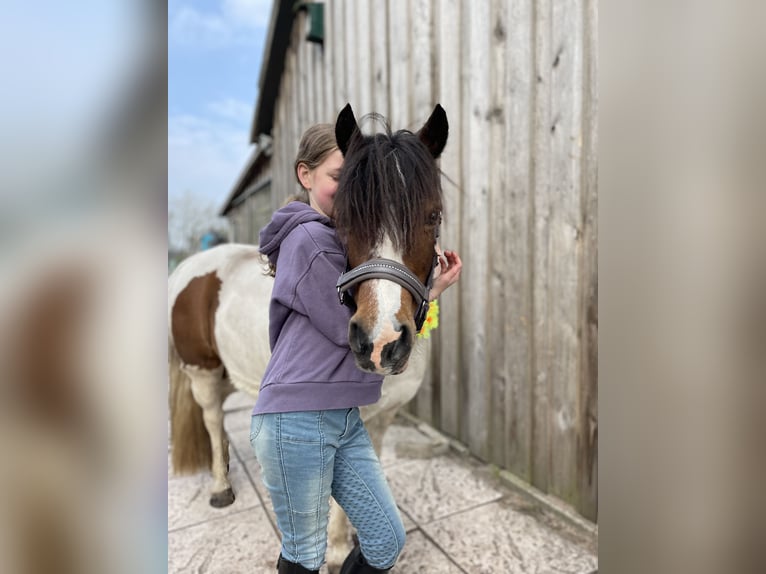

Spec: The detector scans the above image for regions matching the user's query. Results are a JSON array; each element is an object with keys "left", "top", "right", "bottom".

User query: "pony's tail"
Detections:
[{"left": 169, "top": 341, "right": 212, "bottom": 474}]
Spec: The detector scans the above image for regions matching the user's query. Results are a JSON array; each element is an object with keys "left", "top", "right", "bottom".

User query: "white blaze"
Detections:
[{"left": 368, "top": 236, "right": 405, "bottom": 368}]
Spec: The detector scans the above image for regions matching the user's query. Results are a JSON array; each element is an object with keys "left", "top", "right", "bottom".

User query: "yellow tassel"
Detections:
[{"left": 417, "top": 300, "right": 439, "bottom": 339}]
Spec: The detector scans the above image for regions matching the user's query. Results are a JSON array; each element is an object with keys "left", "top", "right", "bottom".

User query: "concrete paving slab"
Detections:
[
  {"left": 169, "top": 413, "right": 597, "bottom": 573},
  {"left": 230, "top": 427, "right": 277, "bottom": 521},
  {"left": 423, "top": 499, "right": 598, "bottom": 574},
  {"left": 400, "top": 507, "right": 417, "bottom": 533},
  {"left": 378, "top": 421, "right": 440, "bottom": 468},
  {"left": 385, "top": 455, "right": 505, "bottom": 524},
  {"left": 228, "top": 425, "right": 256, "bottom": 463},
  {"left": 395, "top": 529, "right": 464, "bottom": 573},
  {"left": 168, "top": 508, "right": 278, "bottom": 573},
  {"left": 169, "top": 456, "right": 261, "bottom": 532}
]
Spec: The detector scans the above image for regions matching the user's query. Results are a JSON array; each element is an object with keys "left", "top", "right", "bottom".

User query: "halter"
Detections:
[{"left": 336, "top": 215, "right": 441, "bottom": 332}]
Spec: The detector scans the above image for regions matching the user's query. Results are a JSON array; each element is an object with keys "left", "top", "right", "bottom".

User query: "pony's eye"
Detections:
[{"left": 428, "top": 211, "right": 440, "bottom": 225}]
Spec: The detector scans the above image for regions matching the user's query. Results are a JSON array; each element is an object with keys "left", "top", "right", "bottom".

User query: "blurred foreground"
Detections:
[
  {"left": 0, "top": 1, "right": 765, "bottom": 573},
  {"left": 0, "top": 2, "right": 167, "bottom": 573}
]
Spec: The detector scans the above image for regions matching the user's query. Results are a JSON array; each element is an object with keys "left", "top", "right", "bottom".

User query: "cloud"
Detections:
[
  {"left": 169, "top": 0, "right": 271, "bottom": 48},
  {"left": 222, "top": 0, "right": 272, "bottom": 29},
  {"left": 168, "top": 110, "right": 253, "bottom": 208},
  {"left": 169, "top": 7, "right": 227, "bottom": 46},
  {"left": 207, "top": 98, "right": 253, "bottom": 124}
]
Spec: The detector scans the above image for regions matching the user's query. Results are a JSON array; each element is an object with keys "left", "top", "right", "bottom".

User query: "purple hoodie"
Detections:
[{"left": 252, "top": 201, "right": 384, "bottom": 415}]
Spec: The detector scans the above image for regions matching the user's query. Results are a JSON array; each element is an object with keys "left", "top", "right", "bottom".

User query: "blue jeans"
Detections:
[{"left": 250, "top": 408, "right": 405, "bottom": 571}]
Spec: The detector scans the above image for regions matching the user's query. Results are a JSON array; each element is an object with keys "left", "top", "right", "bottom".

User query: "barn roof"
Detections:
[
  {"left": 249, "top": 0, "right": 297, "bottom": 142},
  {"left": 221, "top": 1, "right": 294, "bottom": 215}
]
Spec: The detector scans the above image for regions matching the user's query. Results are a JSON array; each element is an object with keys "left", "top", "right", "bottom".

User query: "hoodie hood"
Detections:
[{"left": 259, "top": 201, "right": 333, "bottom": 265}]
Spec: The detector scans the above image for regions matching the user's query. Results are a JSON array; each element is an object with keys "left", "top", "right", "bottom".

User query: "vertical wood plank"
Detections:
[
  {"left": 388, "top": 0, "right": 411, "bottom": 130},
  {"left": 301, "top": 17, "right": 315, "bottom": 124},
  {"left": 344, "top": 0, "right": 360, "bottom": 112},
  {"left": 297, "top": 12, "right": 310, "bottom": 126},
  {"left": 273, "top": 94, "right": 281, "bottom": 209},
  {"left": 293, "top": 22, "right": 304, "bottom": 141},
  {"left": 412, "top": 0, "right": 435, "bottom": 423},
  {"left": 333, "top": 0, "right": 347, "bottom": 107},
  {"left": 504, "top": 0, "right": 534, "bottom": 482},
  {"left": 356, "top": 1, "right": 372, "bottom": 117},
  {"left": 324, "top": 0, "right": 336, "bottom": 119},
  {"left": 371, "top": 0, "right": 390, "bottom": 118},
  {"left": 434, "top": 0, "right": 462, "bottom": 439},
  {"left": 285, "top": 57, "right": 295, "bottom": 195},
  {"left": 577, "top": 0, "right": 598, "bottom": 521},
  {"left": 547, "top": 0, "right": 584, "bottom": 506},
  {"left": 459, "top": 0, "right": 491, "bottom": 459},
  {"left": 311, "top": 42, "right": 324, "bottom": 122},
  {"left": 272, "top": 99, "right": 284, "bottom": 210},
  {"left": 411, "top": 0, "right": 433, "bottom": 122},
  {"left": 531, "top": 0, "right": 553, "bottom": 492},
  {"left": 488, "top": 0, "right": 509, "bottom": 468}
]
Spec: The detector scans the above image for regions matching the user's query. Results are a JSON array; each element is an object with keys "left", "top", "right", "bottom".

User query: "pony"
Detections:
[{"left": 168, "top": 103, "right": 448, "bottom": 572}]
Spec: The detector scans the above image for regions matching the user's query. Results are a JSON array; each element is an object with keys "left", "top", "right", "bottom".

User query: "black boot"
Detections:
[
  {"left": 339, "top": 545, "right": 391, "bottom": 574},
  {"left": 276, "top": 554, "right": 319, "bottom": 574}
]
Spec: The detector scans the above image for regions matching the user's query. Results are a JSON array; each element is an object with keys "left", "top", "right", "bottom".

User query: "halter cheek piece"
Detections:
[{"left": 336, "top": 216, "right": 441, "bottom": 333}]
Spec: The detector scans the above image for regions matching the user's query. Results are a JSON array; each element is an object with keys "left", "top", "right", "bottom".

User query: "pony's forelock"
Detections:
[{"left": 334, "top": 115, "right": 443, "bottom": 255}]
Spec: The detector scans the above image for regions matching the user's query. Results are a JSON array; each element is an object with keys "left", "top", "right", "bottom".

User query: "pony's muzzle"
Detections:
[
  {"left": 380, "top": 324, "right": 412, "bottom": 374},
  {"left": 348, "top": 319, "right": 413, "bottom": 374}
]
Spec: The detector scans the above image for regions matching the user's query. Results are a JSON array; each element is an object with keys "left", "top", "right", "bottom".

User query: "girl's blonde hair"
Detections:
[
  {"left": 293, "top": 123, "right": 338, "bottom": 188},
  {"left": 264, "top": 123, "right": 339, "bottom": 276}
]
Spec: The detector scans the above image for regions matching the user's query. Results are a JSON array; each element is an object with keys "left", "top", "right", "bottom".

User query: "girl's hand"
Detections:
[{"left": 429, "top": 249, "right": 462, "bottom": 301}]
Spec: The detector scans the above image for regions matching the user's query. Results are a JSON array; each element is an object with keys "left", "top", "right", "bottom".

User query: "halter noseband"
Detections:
[
  {"left": 336, "top": 216, "right": 441, "bottom": 332},
  {"left": 336, "top": 258, "right": 436, "bottom": 331}
]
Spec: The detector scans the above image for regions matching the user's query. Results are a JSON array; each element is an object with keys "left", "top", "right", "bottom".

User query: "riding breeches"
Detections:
[{"left": 250, "top": 407, "right": 406, "bottom": 571}]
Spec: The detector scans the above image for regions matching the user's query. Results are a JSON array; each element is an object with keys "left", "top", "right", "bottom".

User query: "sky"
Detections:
[{"left": 168, "top": 0, "right": 273, "bottom": 212}]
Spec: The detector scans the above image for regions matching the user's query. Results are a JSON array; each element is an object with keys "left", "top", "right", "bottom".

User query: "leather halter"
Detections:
[{"left": 336, "top": 216, "right": 441, "bottom": 332}]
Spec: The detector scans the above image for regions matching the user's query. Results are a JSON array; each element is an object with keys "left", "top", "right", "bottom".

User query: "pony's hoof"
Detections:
[{"left": 209, "top": 487, "right": 235, "bottom": 507}]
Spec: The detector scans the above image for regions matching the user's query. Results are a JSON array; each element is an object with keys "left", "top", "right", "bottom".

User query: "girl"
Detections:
[{"left": 251, "top": 123, "right": 461, "bottom": 574}]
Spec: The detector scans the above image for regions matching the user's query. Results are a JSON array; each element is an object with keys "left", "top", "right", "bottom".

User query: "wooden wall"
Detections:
[{"left": 252, "top": 0, "right": 598, "bottom": 521}]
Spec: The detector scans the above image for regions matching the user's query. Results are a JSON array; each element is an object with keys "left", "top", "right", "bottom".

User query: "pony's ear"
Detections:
[
  {"left": 417, "top": 104, "right": 449, "bottom": 159},
  {"left": 335, "top": 103, "right": 361, "bottom": 156}
]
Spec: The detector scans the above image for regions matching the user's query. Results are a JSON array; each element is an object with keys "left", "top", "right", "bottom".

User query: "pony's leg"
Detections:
[
  {"left": 361, "top": 407, "right": 399, "bottom": 457},
  {"left": 325, "top": 498, "right": 353, "bottom": 574},
  {"left": 185, "top": 364, "right": 236, "bottom": 507}
]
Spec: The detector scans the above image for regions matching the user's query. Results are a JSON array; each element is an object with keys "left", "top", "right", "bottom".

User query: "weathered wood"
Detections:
[
  {"left": 344, "top": 0, "right": 359, "bottom": 112},
  {"left": 298, "top": 11, "right": 310, "bottom": 125},
  {"left": 291, "top": 22, "right": 302, "bottom": 157},
  {"left": 459, "top": 0, "right": 491, "bottom": 460},
  {"left": 356, "top": 1, "right": 372, "bottom": 118},
  {"left": 488, "top": 0, "right": 509, "bottom": 469},
  {"left": 324, "top": 0, "right": 335, "bottom": 119},
  {"left": 577, "top": 0, "right": 598, "bottom": 522},
  {"left": 531, "top": 0, "right": 553, "bottom": 493},
  {"left": 504, "top": 0, "right": 534, "bottom": 484},
  {"left": 547, "top": 0, "right": 584, "bottom": 507},
  {"left": 371, "top": 1, "right": 390, "bottom": 118},
  {"left": 411, "top": 0, "right": 433, "bottom": 126},
  {"left": 236, "top": 0, "right": 599, "bottom": 521},
  {"left": 434, "top": 0, "right": 462, "bottom": 440},
  {"left": 388, "top": 0, "right": 410, "bottom": 130},
  {"left": 333, "top": 0, "right": 347, "bottom": 107},
  {"left": 412, "top": 0, "right": 435, "bottom": 424}
]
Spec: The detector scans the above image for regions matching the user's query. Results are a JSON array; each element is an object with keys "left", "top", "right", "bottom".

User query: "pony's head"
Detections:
[{"left": 334, "top": 104, "right": 448, "bottom": 375}]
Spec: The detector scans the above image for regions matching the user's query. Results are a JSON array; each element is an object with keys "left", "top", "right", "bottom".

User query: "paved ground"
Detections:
[{"left": 169, "top": 392, "right": 598, "bottom": 573}]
